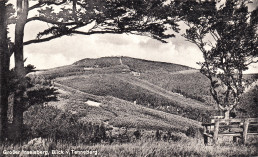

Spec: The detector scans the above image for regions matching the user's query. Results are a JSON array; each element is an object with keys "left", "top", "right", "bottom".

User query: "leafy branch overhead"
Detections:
[
  {"left": 181, "top": 0, "right": 258, "bottom": 115},
  {"left": 8, "top": 65, "right": 58, "bottom": 112},
  {"left": 22, "top": 0, "right": 179, "bottom": 45}
]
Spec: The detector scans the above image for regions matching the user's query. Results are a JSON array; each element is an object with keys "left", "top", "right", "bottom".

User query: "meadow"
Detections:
[
  {"left": 1, "top": 136, "right": 257, "bottom": 157},
  {"left": 55, "top": 73, "right": 212, "bottom": 122},
  {"left": 6, "top": 56, "right": 255, "bottom": 157}
]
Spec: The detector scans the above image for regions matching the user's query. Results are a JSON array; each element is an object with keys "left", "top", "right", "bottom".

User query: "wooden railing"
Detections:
[{"left": 202, "top": 118, "right": 258, "bottom": 145}]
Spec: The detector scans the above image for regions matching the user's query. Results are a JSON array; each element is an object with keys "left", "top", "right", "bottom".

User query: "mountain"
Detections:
[
  {"left": 73, "top": 56, "right": 194, "bottom": 73},
  {"left": 36, "top": 56, "right": 257, "bottom": 129}
]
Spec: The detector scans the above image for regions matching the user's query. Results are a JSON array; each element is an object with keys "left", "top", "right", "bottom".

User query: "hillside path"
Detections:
[
  {"left": 169, "top": 69, "right": 199, "bottom": 74},
  {"left": 54, "top": 82, "right": 102, "bottom": 101},
  {"left": 117, "top": 74, "right": 213, "bottom": 111},
  {"left": 53, "top": 81, "right": 202, "bottom": 129}
]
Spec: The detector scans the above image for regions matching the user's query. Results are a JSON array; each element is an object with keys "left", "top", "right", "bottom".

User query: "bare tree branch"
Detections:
[
  {"left": 72, "top": 0, "right": 78, "bottom": 22},
  {"left": 218, "top": 104, "right": 225, "bottom": 110},
  {"left": 28, "top": 3, "right": 45, "bottom": 11},
  {"left": 29, "top": 0, "right": 67, "bottom": 11},
  {"left": 26, "top": 16, "right": 80, "bottom": 25},
  {"left": 23, "top": 30, "right": 124, "bottom": 46},
  {"left": 244, "top": 59, "right": 258, "bottom": 66},
  {"left": 71, "top": 30, "right": 124, "bottom": 35},
  {"left": 23, "top": 33, "right": 64, "bottom": 45}
]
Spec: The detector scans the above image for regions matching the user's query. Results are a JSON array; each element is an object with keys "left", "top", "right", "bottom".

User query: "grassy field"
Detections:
[
  {"left": 46, "top": 84, "right": 201, "bottom": 132},
  {"left": 36, "top": 56, "right": 258, "bottom": 121},
  {"left": 76, "top": 139, "right": 258, "bottom": 157},
  {"left": 139, "top": 70, "right": 211, "bottom": 103},
  {"left": 55, "top": 73, "right": 210, "bottom": 109},
  {"left": 3, "top": 57, "right": 257, "bottom": 156},
  {"left": 1, "top": 137, "right": 257, "bottom": 157},
  {"left": 39, "top": 56, "right": 257, "bottom": 108},
  {"left": 54, "top": 73, "right": 212, "bottom": 121},
  {"left": 138, "top": 70, "right": 258, "bottom": 118}
]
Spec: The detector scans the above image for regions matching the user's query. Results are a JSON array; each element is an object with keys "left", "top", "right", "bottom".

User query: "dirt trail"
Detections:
[
  {"left": 117, "top": 74, "right": 212, "bottom": 111},
  {"left": 54, "top": 82, "right": 102, "bottom": 101},
  {"left": 52, "top": 81, "right": 202, "bottom": 128},
  {"left": 169, "top": 69, "right": 199, "bottom": 75}
]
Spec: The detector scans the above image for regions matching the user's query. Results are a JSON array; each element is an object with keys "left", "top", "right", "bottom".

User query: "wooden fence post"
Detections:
[
  {"left": 242, "top": 119, "right": 249, "bottom": 144},
  {"left": 204, "top": 134, "right": 208, "bottom": 145},
  {"left": 213, "top": 120, "right": 219, "bottom": 144},
  {"left": 233, "top": 136, "right": 238, "bottom": 143}
]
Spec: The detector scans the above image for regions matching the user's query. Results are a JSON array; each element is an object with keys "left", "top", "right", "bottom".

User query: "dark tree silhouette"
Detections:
[
  {"left": 7, "top": 64, "right": 58, "bottom": 141},
  {"left": 0, "top": 0, "right": 9, "bottom": 141},
  {"left": 179, "top": 0, "right": 258, "bottom": 118}
]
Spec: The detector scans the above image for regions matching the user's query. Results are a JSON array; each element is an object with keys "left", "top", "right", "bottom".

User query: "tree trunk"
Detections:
[
  {"left": 14, "top": 0, "right": 28, "bottom": 77},
  {"left": 12, "top": 0, "right": 28, "bottom": 142},
  {"left": 12, "top": 94, "right": 24, "bottom": 141},
  {"left": 218, "top": 104, "right": 233, "bottom": 120},
  {"left": 224, "top": 109, "right": 230, "bottom": 119},
  {"left": 0, "top": 1, "right": 9, "bottom": 142}
]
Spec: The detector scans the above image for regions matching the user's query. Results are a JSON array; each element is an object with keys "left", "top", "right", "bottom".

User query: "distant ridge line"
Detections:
[{"left": 73, "top": 56, "right": 196, "bottom": 69}]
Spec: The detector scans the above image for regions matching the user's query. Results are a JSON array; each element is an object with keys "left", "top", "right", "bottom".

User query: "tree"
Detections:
[
  {"left": 0, "top": 0, "right": 9, "bottom": 141},
  {"left": 180, "top": 0, "right": 258, "bottom": 119},
  {"left": 0, "top": 1, "right": 16, "bottom": 141},
  {"left": 6, "top": 0, "right": 180, "bottom": 141},
  {"left": 8, "top": 64, "right": 57, "bottom": 141}
]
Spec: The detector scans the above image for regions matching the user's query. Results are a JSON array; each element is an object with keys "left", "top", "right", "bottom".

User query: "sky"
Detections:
[{"left": 9, "top": 0, "right": 258, "bottom": 74}]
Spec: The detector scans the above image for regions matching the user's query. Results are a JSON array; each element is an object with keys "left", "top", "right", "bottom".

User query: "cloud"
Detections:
[
  {"left": 139, "top": 38, "right": 162, "bottom": 49},
  {"left": 18, "top": 30, "right": 256, "bottom": 73},
  {"left": 24, "top": 53, "right": 77, "bottom": 69},
  {"left": 249, "top": 0, "right": 258, "bottom": 11},
  {"left": 247, "top": 63, "right": 258, "bottom": 74},
  {"left": 7, "top": 21, "right": 254, "bottom": 73},
  {"left": 94, "top": 34, "right": 132, "bottom": 46},
  {"left": 17, "top": 32, "right": 204, "bottom": 70}
]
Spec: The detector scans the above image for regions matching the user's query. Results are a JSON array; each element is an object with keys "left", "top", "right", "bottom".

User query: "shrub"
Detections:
[
  {"left": 186, "top": 126, "right": 197, "bottom": 138},
  {"left": 170, "top": 134, "right": 181, "bottom": 142},
  {"left": 23, "top": 105, "right": 107, "bottom": 144},
  {"left": 133, "top": 130, "right": 141, "bottom": 140},
  {"left": 155, "top": 129, "right": 161, "bottom": 141}
]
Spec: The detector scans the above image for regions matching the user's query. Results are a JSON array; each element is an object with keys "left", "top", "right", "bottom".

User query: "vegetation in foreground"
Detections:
[
  {"left": 1, "top": 84, "right": 257, "bottom": 157},
  {"left": 1, "top": 68, "right": 257, "bottom": 157},
  {"left": 1, "top": 136, "right": 257, "bottom": 157}
]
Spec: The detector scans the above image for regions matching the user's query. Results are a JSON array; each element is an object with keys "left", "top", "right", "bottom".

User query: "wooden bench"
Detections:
[{"left": 202, "top": 118, "right": 258, "bottom": 145}]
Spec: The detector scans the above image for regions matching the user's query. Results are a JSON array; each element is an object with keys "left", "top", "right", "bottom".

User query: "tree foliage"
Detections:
[
  {"left": 20, "top": 0, "right": 179, "bottom": 46},
  {"left": 3, "top": 0, "right": 181, "bottom": 141},
  {"left": 180, "top": 0, "right": 258, "bottom": 117},
  {"left": 8, "top": 64, "right": 57, "bottom": 121}
]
